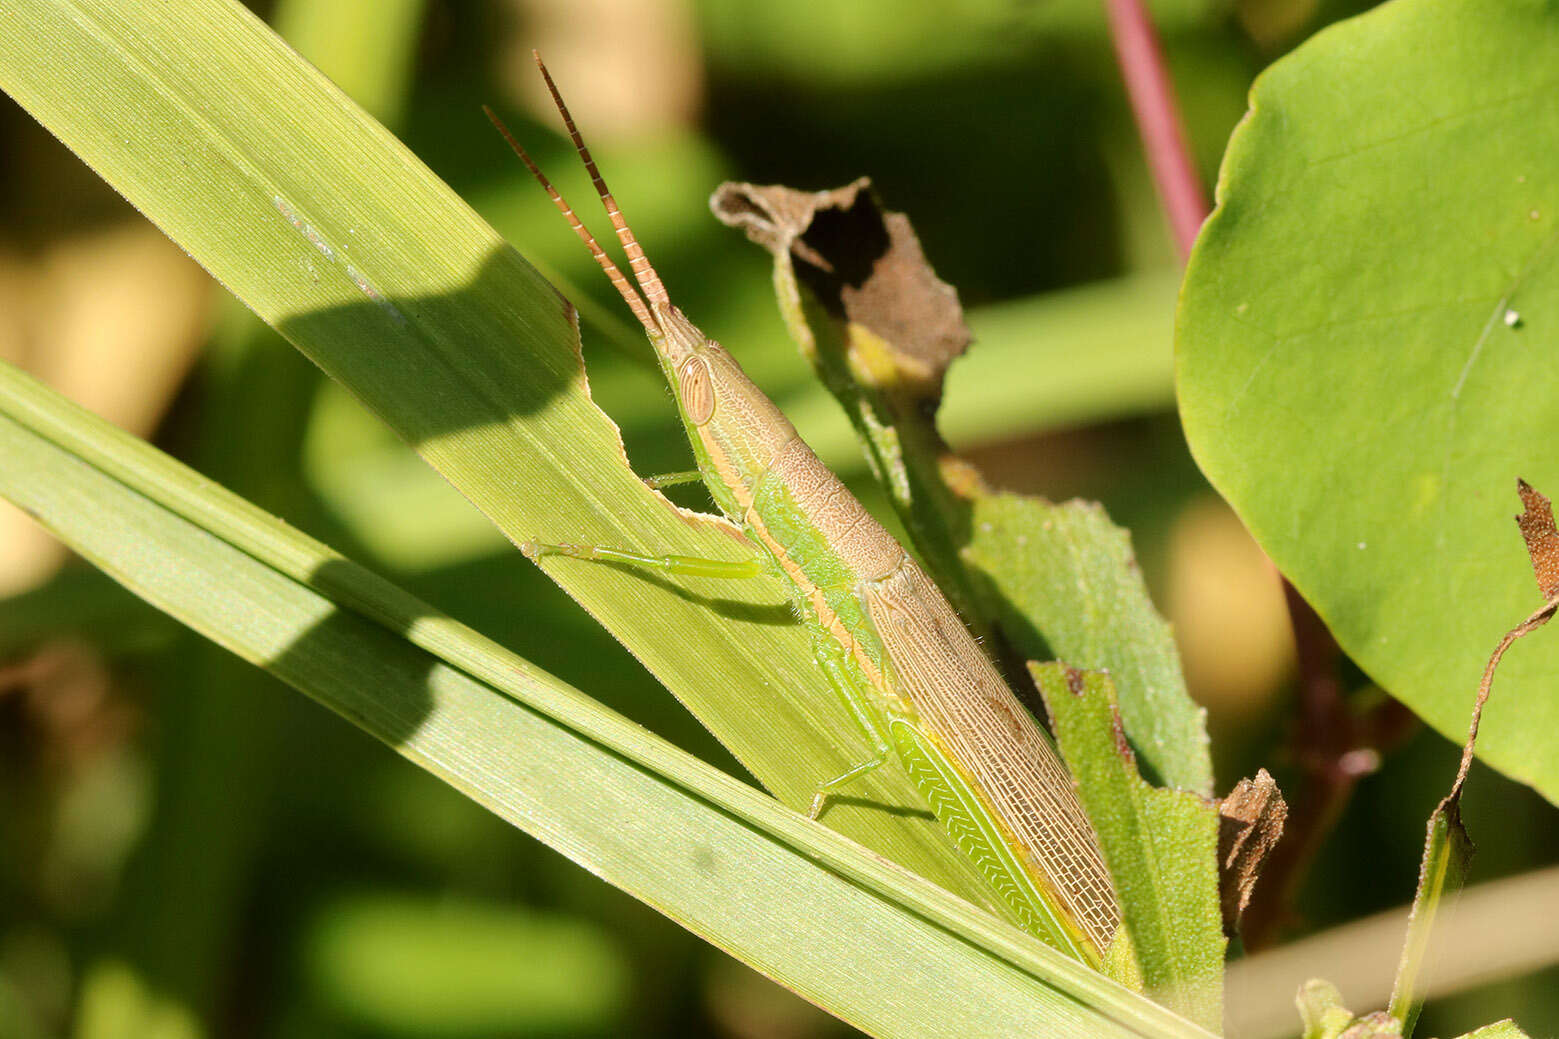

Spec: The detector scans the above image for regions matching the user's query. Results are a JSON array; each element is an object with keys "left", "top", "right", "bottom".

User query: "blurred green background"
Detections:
[{"left": 1, "top": 1, "right": 1555, "bottom": 1037}]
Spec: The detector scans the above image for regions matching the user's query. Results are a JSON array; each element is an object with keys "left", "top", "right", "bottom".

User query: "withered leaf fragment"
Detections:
[
  {"left": 711, "top": 179, "right": 969, "bottom": 399},
  {"left": 1216, "top": 769, "right": 1287, "bottom": 937},
  {"left": 1515, "top": 478, "right": 1559, "bottom": 598}
]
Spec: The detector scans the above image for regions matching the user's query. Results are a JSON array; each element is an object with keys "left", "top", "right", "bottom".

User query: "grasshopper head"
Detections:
[
  {"left": 493, "top": 55, "right": 791, "bottom": 460},
  {"left": 650, "top": 302, "right": 710, "bottom": 365},
  {"left": 651, "top": 301, "right": 798, "bottom": 485}
]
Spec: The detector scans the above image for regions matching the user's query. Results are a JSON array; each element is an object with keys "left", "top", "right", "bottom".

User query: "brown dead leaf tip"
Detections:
[
  {"left": 1216, "top": 769, "right": 1288, "bottom": 937},
  {"left": 709, "top": 181, "right": 846, "bottom": 263},
  {"left": 711, "top": 179, "right": 971, "bottom": 392},
  {"left": 1516, "top": 478, "right": 1559, "bottom": 599}
]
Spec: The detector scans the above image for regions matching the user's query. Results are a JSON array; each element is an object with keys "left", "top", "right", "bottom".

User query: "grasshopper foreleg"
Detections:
[
  {"left": 642, "top": 470, "right": 704, "bottom": 490},
  {"left": 523, "top": 541, "right": 766, "bottom": 580},
  {"left": 527, "top": 538, "right": 896, "bottom": 820}
]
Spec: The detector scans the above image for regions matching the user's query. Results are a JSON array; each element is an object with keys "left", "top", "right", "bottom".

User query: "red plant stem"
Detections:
[{"left": 1104, "top": 0, "right": 1210, "bottom": 259}]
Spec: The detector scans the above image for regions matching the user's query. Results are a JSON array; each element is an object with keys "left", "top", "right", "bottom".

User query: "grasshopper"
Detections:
[{"left": 489, "top": 54, "right": 1120, "bottom": 967}]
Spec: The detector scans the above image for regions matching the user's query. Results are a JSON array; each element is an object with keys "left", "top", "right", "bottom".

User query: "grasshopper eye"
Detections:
[{"left": 678, "top": 355, "right": 716, "bottom": 425}]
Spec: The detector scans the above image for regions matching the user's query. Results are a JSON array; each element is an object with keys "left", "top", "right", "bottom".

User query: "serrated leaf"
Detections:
[
  {"left": 970, "top": 496, "right": 1212, "bottom": 794},
  {"left": 1032, "top": 664, "right": 1225, "bottom": 1030},
  {"left": 1176, "top": 0, "right": 1559, "bottom": 802}
]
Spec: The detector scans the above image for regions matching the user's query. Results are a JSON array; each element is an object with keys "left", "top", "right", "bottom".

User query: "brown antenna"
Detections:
[
  {"left": 482, "top": 104, "right": 656, "bottom": 336},
  {"left": 531, "top": 51, "right": 671, "bottom": 310}
]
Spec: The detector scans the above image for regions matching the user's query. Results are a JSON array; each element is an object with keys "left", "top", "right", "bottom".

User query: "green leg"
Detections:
[
  {"left": 528, "top": 539, "right": 893, "bottom": 820},
  {"left": 642, "top": 469, "right": 704, "bottom": 490},
  {"left": 807, "top": 641, "right": 893, "bottom": 819},
  {"left": 524, "top": 541, "right": 766, "bottom": 580}
]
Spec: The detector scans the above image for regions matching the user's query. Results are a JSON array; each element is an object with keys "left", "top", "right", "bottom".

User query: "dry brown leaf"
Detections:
[
  {"left": 1515, "top": 478, "right": 1559, "bottom": 599},
  {"left": 711, "top": 180, "right": 969, "bottom": 397},
  {"left": 1216, "top": 769, "right": 1287, "bottom": 937}
]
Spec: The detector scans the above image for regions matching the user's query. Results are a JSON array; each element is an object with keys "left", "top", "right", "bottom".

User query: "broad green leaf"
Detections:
[
  {"left": 0, "top": 0, "right": 1019, "bottom": 923},
  {"left": 1032, "top": 664, "right": 1225, "bottom": 1030},
  {"left": 0, "top": 360, "right": 1215, "bottom": 1039},
  {"left": 1176, "top": 0, "right": 1559, "bottom": 800},
  {"left": 714, "top": 183, "right": 1211, "bottom": 794}
]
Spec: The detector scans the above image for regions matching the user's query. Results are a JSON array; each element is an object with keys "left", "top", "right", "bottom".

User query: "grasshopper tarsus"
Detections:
[
  {"left": 808, "top": 753, "right": 890, "bottom": 821},
  {"left": 643, "top": 469, "right": 705, "bottom": 491}
]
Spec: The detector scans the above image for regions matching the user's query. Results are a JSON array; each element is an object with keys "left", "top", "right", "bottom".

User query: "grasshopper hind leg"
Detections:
[
  {"left": 806, "top": 633, "right": 893, "bottom": 819},
  {"left": 808, "top": 755, "right": 888, "bottom": 819}
]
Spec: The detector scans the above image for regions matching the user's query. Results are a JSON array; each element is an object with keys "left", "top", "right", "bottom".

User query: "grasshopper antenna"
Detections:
[
  {"left": 482, "top": 103, "right": 657, "bottom": 336},
  {"left": 531, "top": 51, "right": 671, "bottom": 312}
]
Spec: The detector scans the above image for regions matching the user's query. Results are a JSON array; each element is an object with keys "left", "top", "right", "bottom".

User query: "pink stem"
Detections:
[{"left": 1104, "top": 0, "right": 1210, "bottom": 259}]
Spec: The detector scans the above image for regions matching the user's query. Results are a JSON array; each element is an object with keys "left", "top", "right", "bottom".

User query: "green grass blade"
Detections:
[
  {"left": 0, "top": 0, "right": 1015, "bottom": 915},
  {"left": 1388, "top": 797, "right": 1474, "bottom": 1036},
  {"left": 0, "top": 358, "right": 1216, "bottom": 1039}
]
